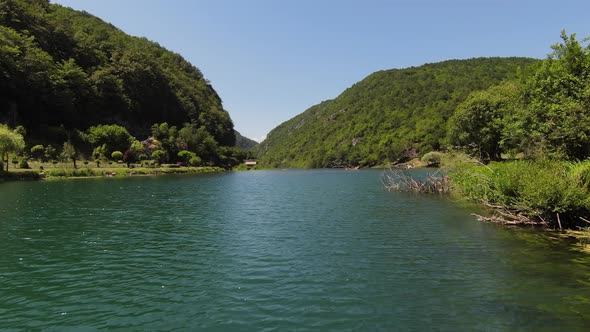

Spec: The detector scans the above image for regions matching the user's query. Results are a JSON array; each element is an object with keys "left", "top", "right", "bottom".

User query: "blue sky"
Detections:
[{"left": 52, "top": 0, "right": 589, "bottom": 142}]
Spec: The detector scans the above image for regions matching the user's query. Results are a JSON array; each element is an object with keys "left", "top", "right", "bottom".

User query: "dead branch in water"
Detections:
[
  {"left": 472, "top": 202, "right": 546, "bottom": 226},
  {"left": 383, "top": 168, "right": 451, "bottom": 194}
]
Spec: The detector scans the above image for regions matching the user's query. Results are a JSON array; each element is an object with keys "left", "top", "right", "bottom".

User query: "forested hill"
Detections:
[
  {"left": 0, "top": 0, "right": 234, "bottom": 146},
  {"left": 235, "top": 130, "right": 259, "bottom": 150},
  {"left": 256, "top": 57, "right": 538, "bottom": 168}
]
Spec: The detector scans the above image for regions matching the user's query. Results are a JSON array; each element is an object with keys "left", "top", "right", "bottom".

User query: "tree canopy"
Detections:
[
  {"left": 0, "top": 0, "right": 235, "bottom": 147},
  {"left": 257, "top": 57, "right": 538, "bottom": 168},
  {"left": 0, "top": 124, "right": 25, "bottom": 170},
  {"left": 447, "top": 31, "right": 590, "bottom": 161}
]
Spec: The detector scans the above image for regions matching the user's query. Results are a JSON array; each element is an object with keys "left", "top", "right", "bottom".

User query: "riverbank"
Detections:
[
  {"left": 382, "top": 153, "right": 590, "bottom": 250},
  {"left": 448, "top": 159, "right": 590, "bottom": 229},
  {"left": 0, "top": 165, "right": 225, "bottom": 181}
]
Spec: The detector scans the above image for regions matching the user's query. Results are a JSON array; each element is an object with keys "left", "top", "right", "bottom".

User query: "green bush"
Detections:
[
  {"left": 570, "top": 160, "right": 590, "bottom": 191},
  {"left": 450, "top": 160, "right": 590, "bottom": 227},
  {"left": 189, "top": 156, "right": 202, "bottom": 166},
  {"left": 177, "top": 150, "right": 195, "bottom": 164},
  {"left": 30, "top": 145, "right": 45, "bottom": 161},
  {"left": 151, "top": 150, "right": 166, "bottom": 163},
  {"left": 111, "top": 151, "right": 124, "bottom": 161},
  {"left": 18, "top": 158, "right": 30, "bottom": 169}
]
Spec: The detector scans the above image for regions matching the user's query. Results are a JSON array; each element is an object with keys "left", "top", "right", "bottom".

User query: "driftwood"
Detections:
[
  {"left": 471, "top": 202, "right": 546, "bottom": 226},
  {"left": 383, "top": 168, "right": 451, "bottom": 194}
]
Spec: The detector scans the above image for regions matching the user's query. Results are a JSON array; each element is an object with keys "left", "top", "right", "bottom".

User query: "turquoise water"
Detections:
[{"left": 1, "top": 170, "right": 589, "bottom": 331}]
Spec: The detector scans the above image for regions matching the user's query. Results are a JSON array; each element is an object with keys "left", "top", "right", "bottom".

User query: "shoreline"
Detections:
[{"left": 0, "top": 166, "right": 226, "bottom": 181}]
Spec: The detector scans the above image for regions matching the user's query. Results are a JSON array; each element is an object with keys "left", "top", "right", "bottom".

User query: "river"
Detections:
[{"left": 1, "top": 169, "right": 589, "bottom": 331}]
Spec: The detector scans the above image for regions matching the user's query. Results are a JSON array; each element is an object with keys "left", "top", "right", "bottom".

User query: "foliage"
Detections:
[
  {"left": 177, "top": 150, "right": 195, "bottom": 164},
  {"left": 42, "top": 165, "right": 223, "bottom": 178},
  {"left": 123, "top": 140, "right": 144, "bottom": 163},
  {"left": 92, "top": 144, "right": 106, "bottom": 160},
  {"left": 0, "top": 0, "right": 235, "bottom": 152},
  {"left": 449, "top": 160, "right": 590, "bottom": 228},
  {"left": 151, "top": 149, "right": 165, "bottom": 163},
  {"left": 0, "top": 124, "right": 25, "bottom": 170},
  {"left": 18, "top": 157, "right": 29, "bottom": 169},
  {"left": 257, "top": 57, "right": 537, "bottom": 168},
  {"left": 149, "top": 122, "right": 226, "bottom": 165},
  {"left": 30, "top": 144, "right": 44, "bottom": 160},
  {"left": 111, "top": 150, "right": 123, "bottom": 161},
  {"left": 60, "top": 140, "right": 76, "bottom": 167},
  {"left": 189, "top": 155, "right": 202, "bottom": 166},
  {"left": 514, "top": 31, "right": 590, "bottom": 160},
  {"left": 85, "top": 124, "right": 134, "bottom": 156},
  {"left": 446, "top": 81, "right": 522, "bottom": 161},
  {"left": 44, "top": 145, "right": 56, "bottom": 161}
]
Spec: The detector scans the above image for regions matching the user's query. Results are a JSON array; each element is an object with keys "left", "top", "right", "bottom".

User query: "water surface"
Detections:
[{"left": 1, "top": 170, "right": 589, "bottom": 331}]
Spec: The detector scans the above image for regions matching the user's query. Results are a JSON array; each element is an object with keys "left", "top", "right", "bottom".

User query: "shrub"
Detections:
[
  {"left": 30, "top": 145, "right": 45, "bottom": 161},
  {"left": 449, "top": 160, "right": 590, "bottom": 227},
  {"left": 177, "top": 150, "right": 195, "bottom": 164},
  {"left": 44, "top": 145, "right": 57, "bottom": 161},
  {"left": 570, "top": 160, "right": 590, "bottom": 191},
  {"left": 189, "top": 156, "right": 202, "bottom": 166},
  {"left": 18, "top": 158, "right": 30, "bottom": 169},
  {"left": 111, "top": 151, "right": 124, "bottom": 161},
  {"left": 151, "top": 150, "right": 166, "bottom": 163}
]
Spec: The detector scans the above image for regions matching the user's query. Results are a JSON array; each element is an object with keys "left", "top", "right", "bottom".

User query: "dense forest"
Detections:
[
  {"left": 0, "top": 0, "right": 248, "bottom": 167},
  {"left": 256, "top": 57, "right": 538, "bottom": 168}
]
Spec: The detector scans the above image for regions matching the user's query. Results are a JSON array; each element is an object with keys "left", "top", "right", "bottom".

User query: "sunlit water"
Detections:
[{"left": 1, "top": 170, "right": 589, "bottom": 331}]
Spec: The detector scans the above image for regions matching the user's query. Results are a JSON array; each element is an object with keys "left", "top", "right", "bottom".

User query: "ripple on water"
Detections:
[{"left": 1, "top": 171, "right": 590, "bottom": 331}]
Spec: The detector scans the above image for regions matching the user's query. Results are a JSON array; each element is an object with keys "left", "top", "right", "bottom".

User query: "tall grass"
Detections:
[{"left": 449, "top": 160, "right": 590, "bottom": 228}]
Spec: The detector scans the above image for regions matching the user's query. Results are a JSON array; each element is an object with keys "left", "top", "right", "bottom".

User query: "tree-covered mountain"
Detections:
[
  {"left": 234, "top": 130, "right": 258, "bottom": 150},
  {"left": 0, "top": 0, "right": 235, "bottom": 148},
  {"left": 256, "top": 57, "right": 538, "bottom": 168}
]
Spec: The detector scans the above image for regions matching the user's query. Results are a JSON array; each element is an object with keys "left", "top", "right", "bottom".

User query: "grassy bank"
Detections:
[
  {"left": 0, "top": 164, "right": 225, "bottom": 181},
  {"left": 448, "top": 159, "right": 590, "bottom": 230}
]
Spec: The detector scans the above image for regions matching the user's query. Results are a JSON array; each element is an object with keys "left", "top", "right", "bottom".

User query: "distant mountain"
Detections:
[
  {"left": 256, "top": 57, "right": 539, "bottom": 168},
  {"left": 0, "top": 0, "right": 235, "bottom": 147},
  {"left": 235, "top": 130, "right": 258, "bottom": 150}
]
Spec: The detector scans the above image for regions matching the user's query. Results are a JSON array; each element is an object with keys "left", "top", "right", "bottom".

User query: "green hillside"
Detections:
[
  {"left": 0, "top": 0, "right": 234, "bottom": 148},
  {"left": 257, "top": 57, "right": 538, "bottom": 168}
]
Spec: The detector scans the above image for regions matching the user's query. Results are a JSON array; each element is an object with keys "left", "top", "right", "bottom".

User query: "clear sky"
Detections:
[{"left": 51, "top": 0, "right": 589, "bottom": 142}]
